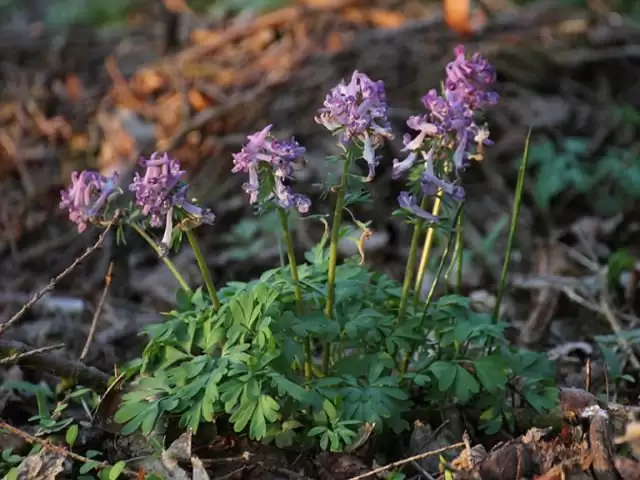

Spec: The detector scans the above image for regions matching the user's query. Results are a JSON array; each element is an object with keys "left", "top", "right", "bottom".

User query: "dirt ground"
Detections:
[{"left": 2, "top": 1, "right": 640, "bottom": 478}]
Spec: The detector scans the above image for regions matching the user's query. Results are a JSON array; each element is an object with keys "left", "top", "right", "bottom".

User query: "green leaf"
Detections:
[
  {"left": 109, "top": 460, "right": 127, "bottom": 480},
  {"left": 453, "top": 366, "right": 480, "bottom": 403},
  {"left": 474, "top": 356, "right": 507, "bottom": 393},
  {"left": 79, "top": 461, "right": 100, "bottom": 474},
  {"left": 523, "top": 386, "right": 559, "bottom": 412},
  {"left": 249, "top": 395, "right": 280, "bottom": 440},
  {"left": 323, "top": 399, "right": 337, "bottom": 421},
  {"left": 65, "top": 424, "right": 79, "bottom": 447},
  {"left": 308, "top": 426, "right": 328, "bottom": 437},
  {"left": 428, "top": 361, "right": 458, "bottom": 392},
  {"left": 2, "top": 449, "right": 22, "bottom": 464},
  {"left": 4, "top": 467, "right": 19, "bottom": 480}
]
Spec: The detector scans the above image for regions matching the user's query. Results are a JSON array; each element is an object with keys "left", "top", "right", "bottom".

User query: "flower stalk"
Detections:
[
  {"left": 322, "top": 154, "right": 352, "bottom": 374},
  {"left": 130, "top": 223, "right": 192, "bottom": 295},
  {"left": 413, "top": 192, "right": 443, "bottom": 308},
  {"left": 185, "top": 229, "right": 221, "bottom": 311},
  {"left": 396, "top": 195, "right": 429, "bottom": 326},
  {"left": 278, "top": 208, "right": 311, "bottom": 380}
]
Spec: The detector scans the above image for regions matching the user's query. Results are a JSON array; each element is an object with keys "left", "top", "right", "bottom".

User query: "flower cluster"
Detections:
[
  {"left": 393, "top": 45, "right": 498, "bottom": 179},
  {"left": 232, "top": 125, "right": 311, "bottom": 214},
  {"left": 395, "top": 46, "right": 498, "bottom": 221},
  {"left": 59, "top": 170, "right": 121, "bottom": 232},
  {"left": 129, "top": 152, "right": 215, "bottom": 246},
  {"left": 315, "top": 70, "right": 394, "bottom": 180},
  {"left": 60, "top": 152, "right": 215, "bottom": 250}
]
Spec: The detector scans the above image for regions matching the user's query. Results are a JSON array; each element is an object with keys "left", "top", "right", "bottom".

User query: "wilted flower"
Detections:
[
  {"left": 397, "top": 191, "right": 439, "bottom": 223},
  {"left": 232, "top": 125, "right": 311, "bottom": 213},
  {"left": 60, "top": 170, "right": 121, "bottom": 232},
  {"left": 315, "top": 71, "right": 394, "bottom": 180},
  {"left": 129, "top": 152, "right": 215, "bottom": 248}
]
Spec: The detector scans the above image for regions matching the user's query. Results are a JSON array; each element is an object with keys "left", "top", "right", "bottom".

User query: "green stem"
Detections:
[
  {"left": 185, "top": 229, "right": 221, "bottom": 311},
  {"left": 131, "top": 223, "right": 192, "bottom": 295},
  {"left": 278, "top": 208, "right": 311, "bottom": 380},
  {"left": 493, "top": 129, "right": 532, "bottom": 323},
  {"left": 413, "top": 192, "right": 443, "bottom": 309},
  {"left": 455, "top": 214, "right": 464, "bottom": 294},
  {"left": 322, "top": 154, "right": 352, "bottom": 374},
  {"left": 444, "top": 212, "right": 464, "bottom": 294},
  {"left": 401, "top": 203, "right": 463, "bottom": 374},
  {"left": 396, "top": 195, "right": 428, "bottom": 326}
]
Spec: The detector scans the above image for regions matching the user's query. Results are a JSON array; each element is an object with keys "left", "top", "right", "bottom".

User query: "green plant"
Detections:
[
  {"left": 55, "top": 46, "right": 559, "bottom": 454},
  {"left": 529, "top": 136, "right": 640, "bottom": 215}
]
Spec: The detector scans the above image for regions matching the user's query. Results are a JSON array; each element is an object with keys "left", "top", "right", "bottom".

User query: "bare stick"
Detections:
[
  {"left": 80, "top": 262, "right": 113, "bottom": 361},
  {"left": 346, "top": 442, "right": 465, "bottom": 480},
  {"left": 0, "top": 339, "right": 110, "bottom": 392},
  {"left": 0, "top": 343, "right": 64, "bottom": 365},
  {"left": 0, "top": 217, "right": 118, "bottom": 337},
  {"left": 0, "top": 420, "right": 138, "bottom": 478}
]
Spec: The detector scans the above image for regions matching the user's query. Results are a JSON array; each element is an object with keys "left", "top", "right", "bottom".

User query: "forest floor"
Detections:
[{"left": 2, "top": 1, "right": 640, "bottom": 479}]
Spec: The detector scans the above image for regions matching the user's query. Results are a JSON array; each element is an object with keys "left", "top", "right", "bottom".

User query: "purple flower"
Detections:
[
  {"left": 421, "top": 150, "right": 465, "bottom": 202},
  {"left": 393, "top": 46, "right": 498, "bottom": 176},
  {"left": 397, "top": 191, "right": 439, "bottom": 223},
  {"left": 129, "top": 152, "right": 215, "bottom": 248},
  {"left": 445, "top": 45, "right": 499, "bottom": 110},
  {"left": 60, "top": 170, "right": 121, "bottom": 232},
  {"left": 315, "top": 71, "right": 394, "bottom": 180},
  {"left": 233, "top": 126, "right": 311, "bottom": 214}
]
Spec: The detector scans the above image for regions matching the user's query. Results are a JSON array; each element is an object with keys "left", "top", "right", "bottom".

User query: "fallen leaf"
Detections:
[{"left": 444, "top": 0, "right": 471, "bottom": 35}]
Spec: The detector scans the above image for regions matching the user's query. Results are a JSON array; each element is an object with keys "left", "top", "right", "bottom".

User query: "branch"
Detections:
[
  {"left": 0, "top": 339, "right": 110, "bottom": 392},
  {"left": 0, "top": 215, "right": 119, "bottom": 337},
  {"left": 0, "top": 420, "right": 138, "bottom": 478}
]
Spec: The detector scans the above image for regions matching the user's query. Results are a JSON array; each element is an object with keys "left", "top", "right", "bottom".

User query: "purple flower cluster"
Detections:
[
  {"left": 394, "top": 46, "right": 498, "bottom": 221},
  {"left": 393, "top": 45, "right": 498, "bottom": 179},
  {"left": 61, "top": 152, "right": 215, "bottom": 250},
  {"left": 129, "top": 152, "right": 215, "bottom": 246},
  {"left": 315, "top": 71, "right": 394, "bottom": 181},
  {"left": 232, "top": 125, "right": 311, "bottom": 214},
  {"left": 59, "top": 170, "right": 121, "bottom": 232}
]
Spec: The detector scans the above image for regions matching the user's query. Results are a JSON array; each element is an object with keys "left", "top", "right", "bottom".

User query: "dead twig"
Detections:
[
  {"left": 0, "top": 215, "right": 118, "bottom": 337},
  {"left": 80, "top": 262, "right": 114, "bottom": 361},
  {"left": 0, "top": 339, "right": 110, "bottom": 392},
  {"left": 0, "top": 343, "right": 64, "bottom": 365},
  {"left": 346, "top": 442, "right": 465, "bottom": 480},
  {"left": 0, "top": 420, "right": 138, "bottom": 478}
]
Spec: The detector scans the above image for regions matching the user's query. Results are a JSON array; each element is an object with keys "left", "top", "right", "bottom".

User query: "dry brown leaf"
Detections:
[
  {"left": 69, "top": 133, "right": 89, "bottom": 152},
  {"left": 15, "top": 449, "right": 65, "bottom": 480},
  {"left": 65, "top": 73, "right": 85, "bottom": 101},
  {"left": 367, "top": 8, "right": 406, "bottom": 29},
  {"left": 188, "top": 89, "right": 210, "bottom": 111},
  {"left": 615, "top": 457, "right": 640, "bottom": 480},
  {"left": 343, "top": 7, "right": 368, "bottom": 25},
  {"left": 132, "top": 69, "right": 167, "bottom": 96},
  {"left": 163, "top": 0, "right": 192, "bottom": 13},
  {"left": 443, "top": 0, "right": 471, "bottom": 35},
  {"left": 615, "top": 421, "right": 640, "bottom": 457},
  {"left": 327, "top": 32, "right": 344, "bottom": 52}
]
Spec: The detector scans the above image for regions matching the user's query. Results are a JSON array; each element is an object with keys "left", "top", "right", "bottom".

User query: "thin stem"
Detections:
[
  {"left": 323, "top": 154, "right": 352, "bottom": 374},
  {"left": 396, "top": 195, "right": 428, "bottom": 326},
  {"left": 444, "top": 212, "right": 464, "bottom": 294},
  {"left": 493, "top": 129, "right": 532, "bottom": 323},
  {"left": 401, "top": 203, "right": 463, "bottom": 374},
  {"left": 278, "top": 208, "right": 311, "bottom": 380},
  {"left": 130, "top": 223, "right": 192, "bottom": 295},
  {"left": 413, "top": 192, "right": 443, "bottom": 308},
  {"left": 455, "top": 213, "right": 464, "bottom": 294},
  {"left": 185, "top": 229, "right": 220, "bottom": 311}
]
